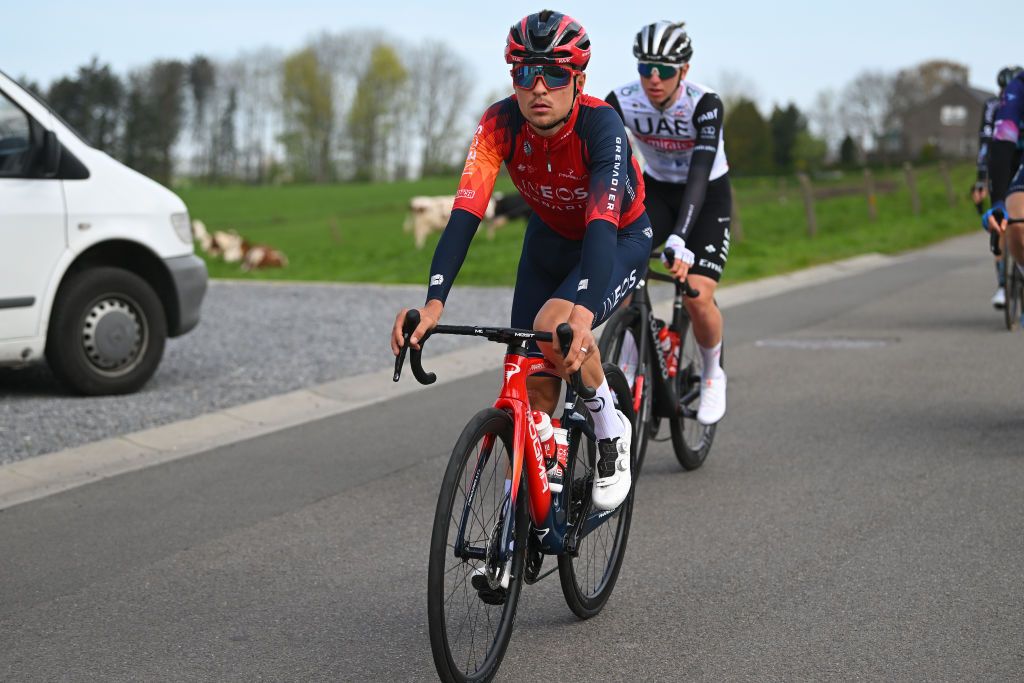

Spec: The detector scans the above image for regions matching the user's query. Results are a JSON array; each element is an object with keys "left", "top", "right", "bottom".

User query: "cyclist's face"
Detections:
[
  {"left": 640, "top": 62, "right": 688, "bottom": 106},
  {"left": 515, "top": 68, "right": 585, "bottom": 135}
]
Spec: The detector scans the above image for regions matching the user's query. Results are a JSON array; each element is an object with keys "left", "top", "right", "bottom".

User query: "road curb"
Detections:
[{"left": 0, "top": 250, "right": 899, "bottom": 510}]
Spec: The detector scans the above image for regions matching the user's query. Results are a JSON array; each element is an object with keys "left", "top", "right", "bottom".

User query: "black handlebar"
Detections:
[
  {"left": 660, "top": 248, "right": 701, "bottom": 298},
  {"left": 990, "top": 215, "right": 1002, "bottom": 255},
  {"left": 393, "top": 309, "right": 437, "bottom": 385},
  {"left": 393, "top": 311, "right": 596, "bottom": 399}
]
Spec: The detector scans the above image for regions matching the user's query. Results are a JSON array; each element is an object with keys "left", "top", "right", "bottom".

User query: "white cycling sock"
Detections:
[
  {"left": 699, "top": 341, "right": 723, "bottom": 379},
  {"left": 583, "top": 379, "right": 624, "bottom": 442}
]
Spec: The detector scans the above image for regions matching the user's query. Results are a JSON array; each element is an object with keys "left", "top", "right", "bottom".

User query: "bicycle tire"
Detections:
[
  {"left": 557, "top": 364, "right": 636, "bottom": 619},
  {"left": 670, "top": 315, "right": 719, "bottom": 470},
  {"left": 1006, "top": 252, "right": 1021, "bottom": 331},
  {"left": 597, "top": 306, "right": 653, "bottom": 472},
  {"left": 428, "top": 408, "right": 528, "bottom": 683}
]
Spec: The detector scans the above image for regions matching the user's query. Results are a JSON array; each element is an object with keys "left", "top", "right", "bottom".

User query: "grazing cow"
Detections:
[
  {"left": 489, "top": 192, "right": 532, "bottom": 230},
  {"left": 404, "top": 195, "right": 459, "bottom": 249},
  {"left": 211, "top": 230, "right": 247, "bottom": 263},
  {"left": 242, "top": 245, "right": 289, "bottom": 271},
  {"left": 191, "top": 219, "right": 213, "bottom": 253},
  {"left": 192, "top": 220, "right": 288, "bottom": 271},
  {"left": 405, "top": 194, "right": 534, "bottom": 249}
]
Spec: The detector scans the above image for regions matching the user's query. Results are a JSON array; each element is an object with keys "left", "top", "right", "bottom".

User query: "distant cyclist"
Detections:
[
  {"left": 390, "top": 10, "right": 653, "bottom": 511},
  {"left": 975, "top": 66, "right": 1022, "bottom": 308},
  {"left": 604, "top": 20, "right": 729, "bottom": 425},
  {"left": 984, "top": 68, "right": 1024, "bottom": 280}
]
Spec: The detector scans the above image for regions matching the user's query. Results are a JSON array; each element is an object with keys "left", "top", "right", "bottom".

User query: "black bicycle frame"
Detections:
[{"left": 629, "top": 271, "right": 701, "bottom": 420}]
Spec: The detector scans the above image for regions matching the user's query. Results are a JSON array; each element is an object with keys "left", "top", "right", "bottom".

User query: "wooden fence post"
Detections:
[
  {"left": 730, "top": 182, "right": 744, "bottom": 243},
  {"left": 863, "top": 167, "right": 878, "bottom": 221},
  {"left": 797, "top": 173, "right": 818, "bottom": 237},
  {"left": 938, "top": 161, "right": 957, "bottom": 207},
  {"left": 903, "top": 162, "right": 921, "bottom": 216}
]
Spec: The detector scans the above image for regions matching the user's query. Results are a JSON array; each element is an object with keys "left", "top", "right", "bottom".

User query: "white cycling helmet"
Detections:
[{"left": 633, "top": 21, "right": 693, "bottom": 64}]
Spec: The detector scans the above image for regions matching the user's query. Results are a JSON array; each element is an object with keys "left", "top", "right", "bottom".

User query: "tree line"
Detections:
[
  {"left": 19, "top": 31, "right": 473, "bottom": 186},
  {"left": 21, "top": 47, "right": 972, "bottom": 185},
  {"left": 720, "top": 59, "right": 975, "bottom": 176}
]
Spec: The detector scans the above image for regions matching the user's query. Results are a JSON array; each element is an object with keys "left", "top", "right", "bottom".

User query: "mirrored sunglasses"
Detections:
[
  {"left": 638, "top": 62, "right": 679, "bottom": 79},
  {"left": 511, "top": 64, "right": 575, "bottom": 90}
]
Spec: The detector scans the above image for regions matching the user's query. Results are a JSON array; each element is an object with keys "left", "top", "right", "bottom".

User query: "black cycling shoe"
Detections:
[{"left": 471, "top": 574, "right": 507, "bottom": 605}]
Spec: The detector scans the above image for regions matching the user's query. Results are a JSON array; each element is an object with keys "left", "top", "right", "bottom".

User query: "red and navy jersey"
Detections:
[{"left": 453, "top": 93, "right": 646, "bottom": 240}]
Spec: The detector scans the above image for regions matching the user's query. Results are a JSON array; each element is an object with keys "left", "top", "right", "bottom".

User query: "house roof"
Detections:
[
  {"left": 902, "top": 82, "right": 997, "bottom": 119},
  {"left": 967, "top": 85, "right": 997, "bottom": 102}
]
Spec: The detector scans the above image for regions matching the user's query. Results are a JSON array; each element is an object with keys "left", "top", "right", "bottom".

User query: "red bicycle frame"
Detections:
[{"left": 492, "top": 352, "right": 559, "bottom": 525}]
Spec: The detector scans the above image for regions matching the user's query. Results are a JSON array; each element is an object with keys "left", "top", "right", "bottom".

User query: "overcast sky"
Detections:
[{"left": 3, "top": 0, "right": 1015, "bottom": 113}]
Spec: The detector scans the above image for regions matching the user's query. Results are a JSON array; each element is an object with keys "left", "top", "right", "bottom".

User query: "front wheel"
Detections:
[
  {"left": 46, "top": 267, "right": 167, "bottom": 396},
  {"left": 558, "top": 364, "right": 636, "bottom": 619},
  {"left": 670, "top": 317, "right": 719, "bottom": 470},
  {"left": 428, "top": 408, "right": 527, "bottom": 683}
]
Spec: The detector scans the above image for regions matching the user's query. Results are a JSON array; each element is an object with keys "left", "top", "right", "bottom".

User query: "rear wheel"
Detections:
[
  {"left": 1005, "top": 252, "right": 1021, "bottom": 331},
  {"left": 597, "top": 307, "right": 652, "bottom": 472},
  {"left": 670, "top": 316, "right": 719, "bottom": 470},
  {"left": 558, "top": 364, "right": 636, "bottom": 619},
  {"left": 428, "top": 408, "right": 527, "bottom": 683}
]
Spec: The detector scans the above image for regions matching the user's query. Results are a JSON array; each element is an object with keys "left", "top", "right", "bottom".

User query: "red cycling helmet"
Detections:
[{"left": 505, "top": 10, "right": 591, "bottom": 71}]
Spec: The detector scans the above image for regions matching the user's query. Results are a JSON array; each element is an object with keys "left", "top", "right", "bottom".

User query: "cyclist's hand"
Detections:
[
  {"left": 984, "top": 204, "right": 1008, "bottom": 234},
  {"left": 662, "top": 234, "right": 694, "bottom": 282},
  {"left": 391, "top": 301, "right": 442, "bottom": 355},
  {"left": 971, "top": 184, "right": 988, "bottom": 205},
  {"left": 563, "top": 305, "right": 596, "bottom": 374}
]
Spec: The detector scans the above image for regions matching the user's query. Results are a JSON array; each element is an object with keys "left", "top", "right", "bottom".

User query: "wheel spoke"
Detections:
[{"left": 430, "top": 414, "right": 522, "bottom": 680}]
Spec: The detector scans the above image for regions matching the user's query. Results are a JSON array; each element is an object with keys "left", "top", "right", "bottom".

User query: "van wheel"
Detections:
[{"left": 46, "top": 267, "right": 167, "bottom": 396}]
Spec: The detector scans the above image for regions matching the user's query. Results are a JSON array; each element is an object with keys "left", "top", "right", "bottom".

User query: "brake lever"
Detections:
[
  {"left": 393, "top": 309, "right": 437, "bottom": 385},
  {"left": 556, "top": 323, "right": 596, "bottom": 400}
]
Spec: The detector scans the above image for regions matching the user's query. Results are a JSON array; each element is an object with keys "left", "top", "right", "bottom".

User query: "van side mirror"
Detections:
[{"left": 40, "top": 130, "right": 61, "bottom": 178}]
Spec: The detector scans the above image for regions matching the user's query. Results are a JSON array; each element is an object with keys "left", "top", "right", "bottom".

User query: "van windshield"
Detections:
[{"left": 0, "top": 69, "right": 91, "bottom": 147}]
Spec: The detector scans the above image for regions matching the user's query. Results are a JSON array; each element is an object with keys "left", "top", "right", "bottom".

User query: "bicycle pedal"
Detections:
[{"left": 471, "top": 574, "right": 507, "bottom": 605}]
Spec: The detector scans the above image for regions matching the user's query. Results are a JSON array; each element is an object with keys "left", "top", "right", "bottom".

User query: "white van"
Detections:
[{"left": 0, "top": 70, "right": 207, "bottom": 395}]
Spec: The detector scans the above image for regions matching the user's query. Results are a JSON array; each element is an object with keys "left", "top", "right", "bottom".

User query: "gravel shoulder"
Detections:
[{"left": 0, "top": 281, "right": 513, "bottom": 464}]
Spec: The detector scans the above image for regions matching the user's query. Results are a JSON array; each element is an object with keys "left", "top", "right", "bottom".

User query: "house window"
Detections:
[{"left": 940, "top": 105, "right": 967, "bottom": 126}]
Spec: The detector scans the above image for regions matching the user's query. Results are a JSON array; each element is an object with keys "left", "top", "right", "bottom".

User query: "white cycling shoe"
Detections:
[
  {"left": 697, "top": 369, "right": 727, "bottom": 426},
  {"left": 592, "top": 409, "right": 632, "bottom": 511},
  {"left": 992, "top": 287, "right": 1007, "bottom": 309}
]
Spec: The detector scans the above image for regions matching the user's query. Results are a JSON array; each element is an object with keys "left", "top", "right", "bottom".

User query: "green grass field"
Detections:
[{"left": 178, "top": 163, "right": 981, "bottom": 286}]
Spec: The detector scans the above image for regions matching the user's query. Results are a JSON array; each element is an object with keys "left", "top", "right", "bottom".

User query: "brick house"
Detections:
[{"left": 899, "top": 82, "right": 996, "bottom": 160}]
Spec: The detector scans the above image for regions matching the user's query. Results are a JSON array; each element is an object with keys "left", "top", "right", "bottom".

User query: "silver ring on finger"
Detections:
[{"left": 580, "top": 347, "right": 588, "bottom": 354}]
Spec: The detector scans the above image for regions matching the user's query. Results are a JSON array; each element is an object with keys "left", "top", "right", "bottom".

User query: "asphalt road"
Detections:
[{"left": 2, "top": 236, "right": 1022, "bottom": 681}]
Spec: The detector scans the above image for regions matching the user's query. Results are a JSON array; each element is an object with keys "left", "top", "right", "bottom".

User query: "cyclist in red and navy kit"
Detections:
[
  {"left": 391, "top": 10, "right": 653, "bottom": 511},
  {"left": 605, "top": 21, "right": 730, "bottom": 426}
]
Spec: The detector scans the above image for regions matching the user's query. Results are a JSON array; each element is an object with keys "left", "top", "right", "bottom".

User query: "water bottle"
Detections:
[
  {"left": 548, "top": 418, "right": 569, "bottom": 494},
  {"left": 531, "top": 410, "right": 556, "bottom": 464},
  {"left": 656, "top": 323, "right": 677, "bottom": 377},
  {"left": 667, "top": 330, "right": 680, "bottom": 378}
]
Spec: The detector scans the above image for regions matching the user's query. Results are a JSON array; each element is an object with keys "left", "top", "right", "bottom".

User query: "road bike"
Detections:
[
  {"left": 989, "top": 214, "right": 1024, "bottom": 330},
  {"left": 598, "top": 249, "right": 720, "bottom": 471},
  {"left": 393, "top": 310, "right": 637, "bottom": 683}
]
